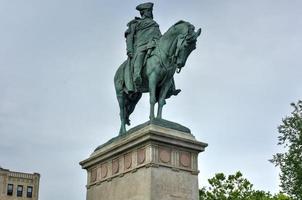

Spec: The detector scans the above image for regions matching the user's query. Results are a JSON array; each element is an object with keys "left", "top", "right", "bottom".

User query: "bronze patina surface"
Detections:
[{"left": 114, "top": 3, "right": 202, "bottom": 135}]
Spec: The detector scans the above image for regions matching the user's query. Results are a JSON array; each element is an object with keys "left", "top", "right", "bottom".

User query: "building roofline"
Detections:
[{"left": 0, "top": 167, "right": 40, "bottom": 178}]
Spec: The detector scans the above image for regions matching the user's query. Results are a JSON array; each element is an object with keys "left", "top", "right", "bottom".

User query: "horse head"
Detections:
[{"left": 172, "top": 21, "right": 202, "bottom": 73}]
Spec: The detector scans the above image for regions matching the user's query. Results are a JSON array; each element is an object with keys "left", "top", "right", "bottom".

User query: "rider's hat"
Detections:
[{"left": 136, "top": 2, "right": 153, "bottom": 11}]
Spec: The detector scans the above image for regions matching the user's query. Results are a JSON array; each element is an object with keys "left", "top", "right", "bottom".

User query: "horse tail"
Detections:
[
  {"left": 125, "top": 92, "right": 142, "bottom": 125},
  {"left": 114, "top": 60, "right": 127, "bottom": 93}
]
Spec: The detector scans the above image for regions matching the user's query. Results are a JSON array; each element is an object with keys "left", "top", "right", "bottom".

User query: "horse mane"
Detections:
[
  {"left": 173, "top": 20, "right": 187, "bottom": 26},
  {"left": 163, "top": 20, "right": 195, "bottom": 38}
]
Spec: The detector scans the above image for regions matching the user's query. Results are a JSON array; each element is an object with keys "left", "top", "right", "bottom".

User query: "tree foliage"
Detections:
[
  {"left": 199, "top": 171, "right": 291, "bottom": 200},
  {"left": 271, "top": 100, "right": 302, "bottom": 199}
]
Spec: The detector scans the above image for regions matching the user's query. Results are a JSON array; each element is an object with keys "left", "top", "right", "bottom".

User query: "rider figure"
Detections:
[{"left": 125, "top": 2, "right": 161, "bottom": 90}]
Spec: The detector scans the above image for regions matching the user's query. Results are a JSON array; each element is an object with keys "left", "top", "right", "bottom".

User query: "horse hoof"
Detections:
[
  {"left": 119, "top": 128, "right": 126, "bottom": 136},
  {"left": 173, "top": 89, "right": 181, "bottom": 96}
]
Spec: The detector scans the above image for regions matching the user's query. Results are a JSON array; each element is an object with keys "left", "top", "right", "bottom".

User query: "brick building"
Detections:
[{"left": 0, "top": 167, "right": 40, "bottom": 200}]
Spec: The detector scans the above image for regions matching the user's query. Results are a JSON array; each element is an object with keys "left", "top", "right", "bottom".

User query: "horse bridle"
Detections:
[
  {"left": 157, "top": 33, "right": 190, "bottom": 74},
  {"left": 173, "top": 34, "right": 188, "bottom": 74}
]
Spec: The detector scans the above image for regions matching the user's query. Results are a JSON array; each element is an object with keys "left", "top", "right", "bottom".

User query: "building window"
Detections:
[
  {"left": 27, "top": 186, "right": 33, "bottom": 198},
  {"left": 17, "top": 185, "right": 23, "bottom": 197},
  {"left": 7, "top": 184, "right": 13, "bottom": 196}
]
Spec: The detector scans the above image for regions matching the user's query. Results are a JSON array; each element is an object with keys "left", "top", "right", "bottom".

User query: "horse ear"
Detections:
[{"left": 196, "top": 28, "right": 201, "bottom": 37}]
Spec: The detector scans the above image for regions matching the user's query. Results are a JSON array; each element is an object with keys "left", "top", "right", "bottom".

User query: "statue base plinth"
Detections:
[{"left": 80, "top": 120, "right": 207, "bottom": 200}]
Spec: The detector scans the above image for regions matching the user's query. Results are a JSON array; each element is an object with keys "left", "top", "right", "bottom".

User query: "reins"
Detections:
[{"left": 156, "top": 34, "right": 187, "bottom": 73}]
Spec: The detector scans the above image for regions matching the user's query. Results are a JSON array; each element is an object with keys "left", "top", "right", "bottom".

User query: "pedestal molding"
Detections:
[{"left": 80, "top": 123, "right": 207, "bottom": 200}]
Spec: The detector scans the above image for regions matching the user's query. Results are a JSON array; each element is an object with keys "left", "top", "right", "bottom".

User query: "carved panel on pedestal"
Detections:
[
  {"left": 124, "top": 153, "right": 132, "bottom": 170},
  {"left": 137, "top": 148, "right": 146, "bottom": 164},
  {"left": 159, "top": 147, "right": 171, "bottom": 164},
  {"left": 179, "top": 151, "right": 191, "bottom": 168},
  {"left": 97, "top": 166, "right": 102, "bottom": 181},
  {"left": 112, "top": 159, "right": 119, "bottom": 174},
  {"left": 101, "top": 164, "right": 108, "bottom": 179}
]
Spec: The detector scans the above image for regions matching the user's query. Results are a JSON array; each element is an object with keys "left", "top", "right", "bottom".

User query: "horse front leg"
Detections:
[
  {"left": 149, "top": 73, "right": 157, "bottom": 120},
  {"left": 157, "top": 81, "right": 172, "bottom": 119},
  {"left": 117, "top": 94, "right": 126, "bottom": 135}
]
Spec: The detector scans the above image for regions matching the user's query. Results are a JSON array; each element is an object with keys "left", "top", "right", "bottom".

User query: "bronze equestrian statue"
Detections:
[{"left": 114, "top": 3, "right": 201, "bottom": 135}]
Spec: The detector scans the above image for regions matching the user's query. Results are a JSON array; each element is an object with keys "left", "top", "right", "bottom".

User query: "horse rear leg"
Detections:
[
  {"left": 126, "top": 93, "right": 142, "bottom": 123},
  {"left": 117, "top": 93, "right": 127, "bottom": 135}
]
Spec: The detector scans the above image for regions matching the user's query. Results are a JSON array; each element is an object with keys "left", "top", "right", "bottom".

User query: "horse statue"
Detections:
[{"left": 114, "top": 21, "right": 201, "bottom": 135}]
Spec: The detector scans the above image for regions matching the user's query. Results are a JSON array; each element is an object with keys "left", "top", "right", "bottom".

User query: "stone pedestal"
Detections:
[{"left": 80, "top": 120, "right": 207, "bottom": 200}]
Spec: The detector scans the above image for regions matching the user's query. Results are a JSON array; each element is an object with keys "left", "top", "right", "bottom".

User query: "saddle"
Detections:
[{"left": 123, "top": 47, "right": 156, "bottom": 93}]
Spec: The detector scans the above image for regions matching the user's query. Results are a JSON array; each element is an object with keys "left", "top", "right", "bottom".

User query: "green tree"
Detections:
[
  {"left": 271, "top": 100, "right": 302, "bottom": 199},
  {"left": 199, "top": 171, "right": 291, "bottom": 200},
  {"left": 199, "top": 172, "right": 253, "bottom": 200}
]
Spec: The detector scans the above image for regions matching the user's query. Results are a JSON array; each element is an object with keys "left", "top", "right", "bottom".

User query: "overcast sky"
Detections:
[{"left": 0, "top": 0, "right": 301, "bottom": 199}]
